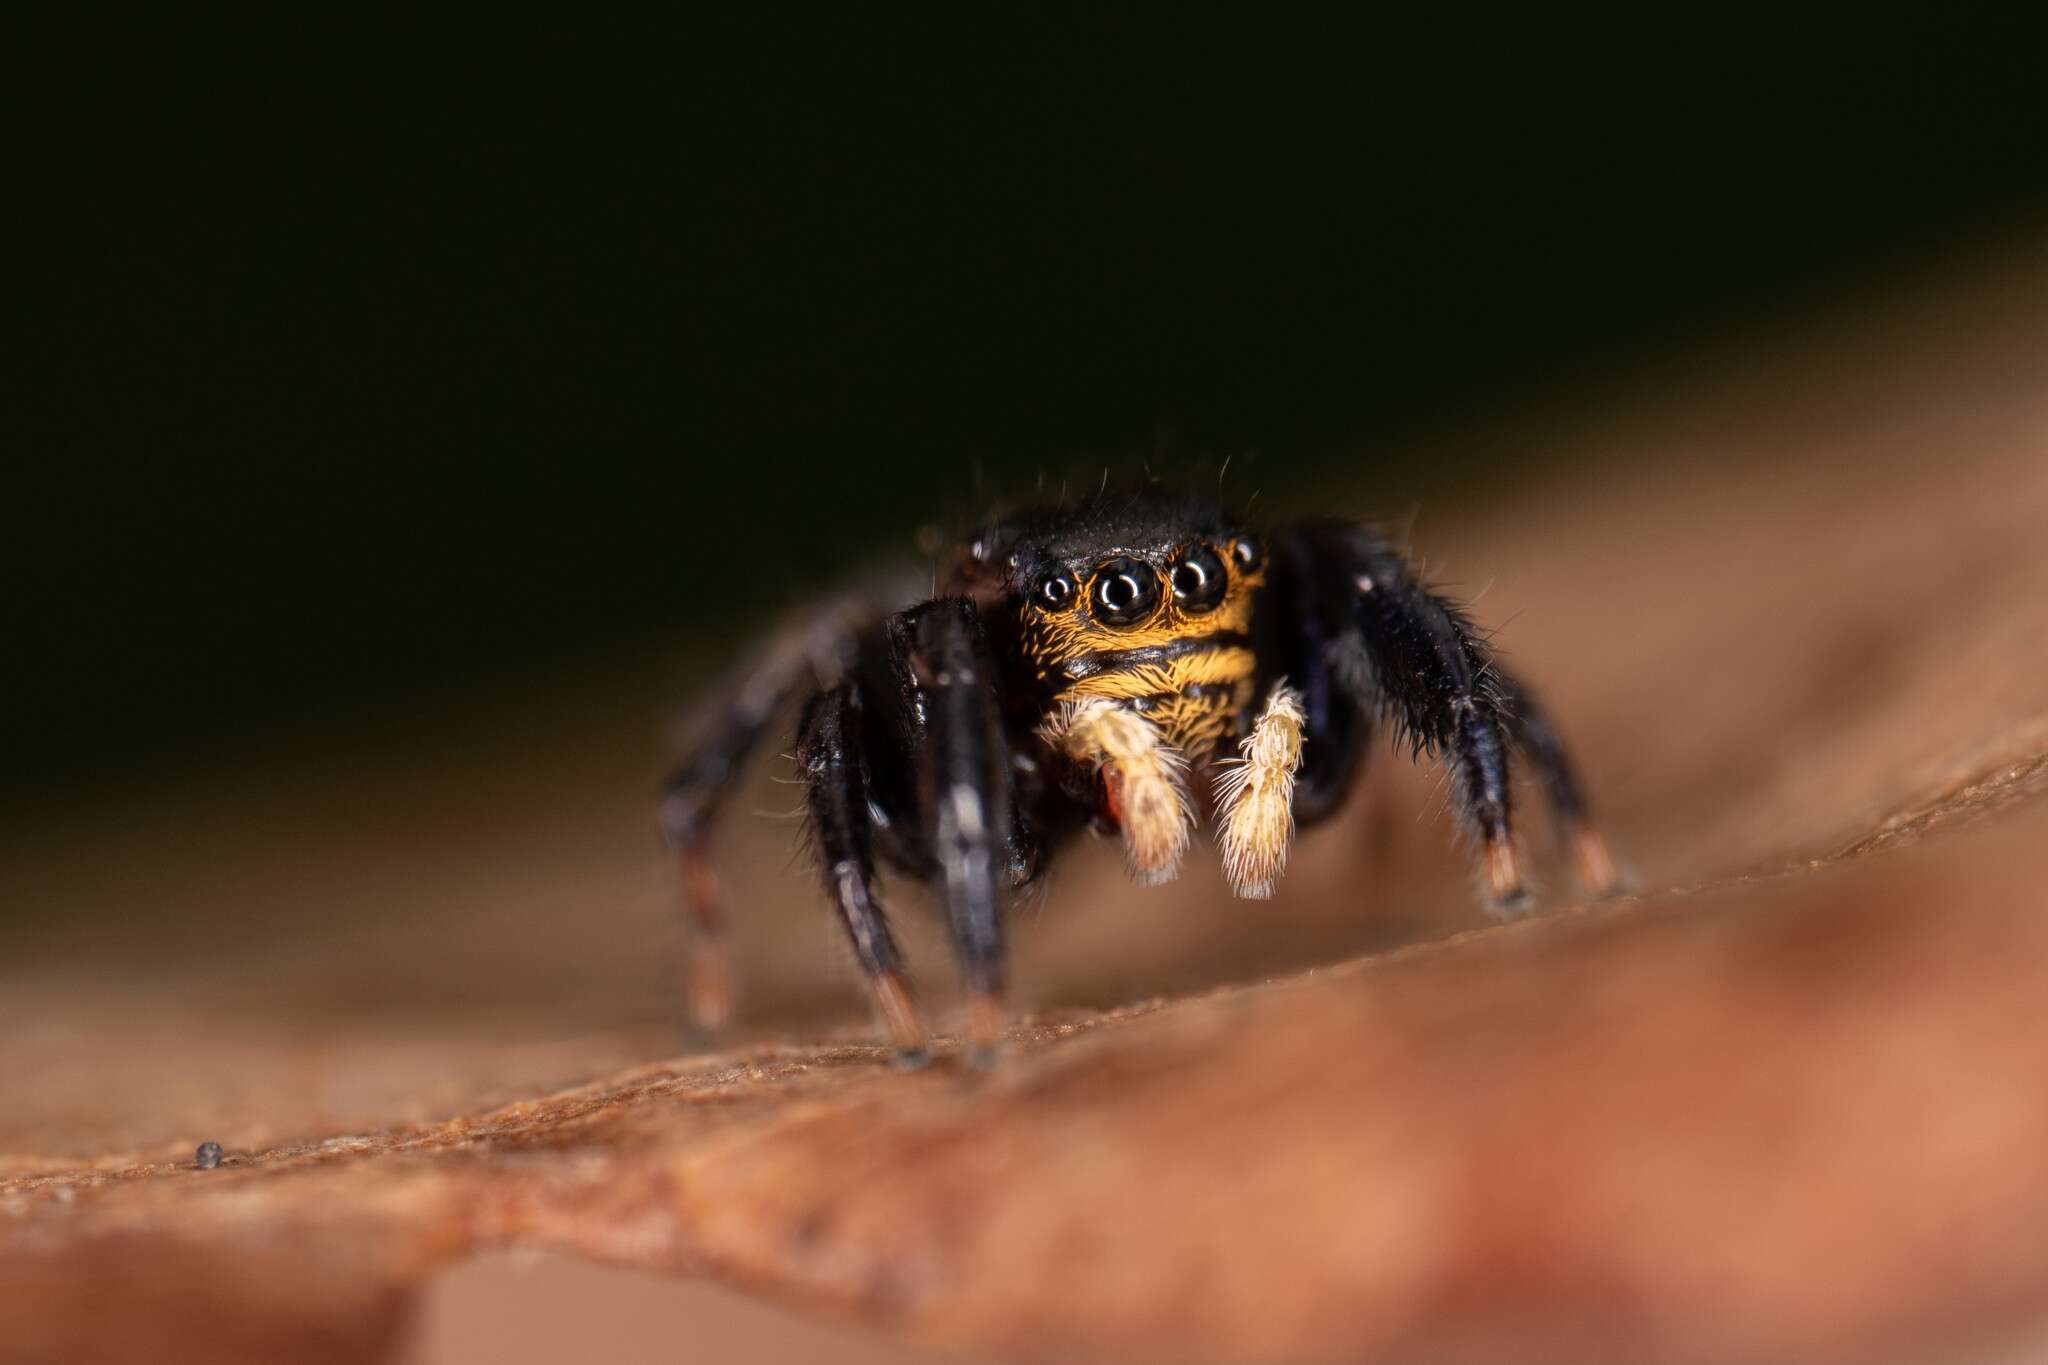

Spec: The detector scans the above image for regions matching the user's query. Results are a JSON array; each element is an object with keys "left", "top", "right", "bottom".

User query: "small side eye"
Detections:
[
  {"left": 1037, "top": 572, "right": 1077, "bottom": 610},
  {"left": 1229, "top": 537, "right": 1264, "bottom": 573},
  {"left": 1169, "top": 544, "right": 1229, "bottom": 612},
  {"left": 1089, "top": 557, "right": 1161, "bottom": 627}
]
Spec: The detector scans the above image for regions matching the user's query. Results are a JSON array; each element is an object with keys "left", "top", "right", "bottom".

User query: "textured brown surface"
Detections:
[{"left": 5, "top": 251, "right": 2048, "bottom": 1363}]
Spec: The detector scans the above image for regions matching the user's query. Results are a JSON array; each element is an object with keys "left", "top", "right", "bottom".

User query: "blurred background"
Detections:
[
  {"left": 11, "top": 28, "right": 2042, "bottom": 811},
  {"left": 10, "top": 24, "right": 2048, "bottom": 1364}
]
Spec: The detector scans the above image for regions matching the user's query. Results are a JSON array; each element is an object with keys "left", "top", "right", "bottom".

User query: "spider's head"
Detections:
[{"left": 961, "top": 492, "right": 1268, "bottom": 755}]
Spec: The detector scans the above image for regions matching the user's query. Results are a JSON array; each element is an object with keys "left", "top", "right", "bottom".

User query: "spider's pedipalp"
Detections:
[
  {"left": 1042, "top": 698, "right": 1193, "bottom": 884},
  {"left": 1215, "top": 683, "right": 1307, "bottom": 899}
]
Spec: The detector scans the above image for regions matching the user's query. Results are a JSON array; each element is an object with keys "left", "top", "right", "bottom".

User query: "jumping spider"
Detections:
[{"left": 660, "top": 489, "right": 1617, "bottom": 1061}]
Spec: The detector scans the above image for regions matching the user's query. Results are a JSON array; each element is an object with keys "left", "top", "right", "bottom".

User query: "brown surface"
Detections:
[
  {"left": 406, "top": 1254, "right": 979, "bottom": 1364},
  {"left": 5, "top": 248, "right": 2048, "bottom": 1364}
]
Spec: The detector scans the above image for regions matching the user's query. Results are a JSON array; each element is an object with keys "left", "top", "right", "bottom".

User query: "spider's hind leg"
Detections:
[{"left": 659, "top": 597, "right": 867, "bottom": 1029}]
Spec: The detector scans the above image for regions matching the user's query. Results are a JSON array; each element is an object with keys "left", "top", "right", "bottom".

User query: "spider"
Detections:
[{"left": 659, "top": 487, "right": 1618, "bottom": 1062}]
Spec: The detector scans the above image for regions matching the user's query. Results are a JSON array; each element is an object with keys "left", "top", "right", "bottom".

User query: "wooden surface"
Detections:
[{"left": 5, "top": 251, "right": 2048, "bottom": 1363}]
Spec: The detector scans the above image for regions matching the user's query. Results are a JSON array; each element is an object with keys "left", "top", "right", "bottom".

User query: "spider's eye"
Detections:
[
  {"left": 1037, "top": 571, "right": 1077, "bottom": 610},
  {"left": 1168, "top": 544, "right": 1229, "bottom": 612},
  {"left": 1088, "top": 557, "right": 1160, "bottom": 627},
  {"left": 1229, "top": 537, "right": 1264, "bottom": 573}
]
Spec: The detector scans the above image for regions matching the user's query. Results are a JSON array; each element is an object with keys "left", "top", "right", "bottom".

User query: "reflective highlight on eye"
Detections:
[
  {"left": 1089, "top": 557, "right": 1161, "bottom": 626},
  {"left": 1169, "top": 544, "right": 1229, "bottom": 612}
]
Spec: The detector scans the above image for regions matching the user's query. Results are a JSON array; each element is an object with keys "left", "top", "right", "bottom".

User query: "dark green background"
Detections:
[{"left": 12, "top": 31, "right": 2043, "bottom": 797}]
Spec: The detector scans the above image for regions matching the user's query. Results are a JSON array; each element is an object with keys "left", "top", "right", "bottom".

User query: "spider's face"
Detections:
[{"left": 964, "top": 501, "right": 1268, "bottom": 755}]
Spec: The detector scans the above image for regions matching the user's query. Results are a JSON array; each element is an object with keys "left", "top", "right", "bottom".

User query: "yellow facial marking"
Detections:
[
  {"left": 1057, "top": 648, "right": 1258, "bottom": 702},
  {"left": 1021, "top": 539, "right": 1266, "bottom": 758}
]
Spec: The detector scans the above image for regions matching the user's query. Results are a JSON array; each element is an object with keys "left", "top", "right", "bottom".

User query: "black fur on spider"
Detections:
[{"left": 659, "top": 487, "right": 1618, "bottom": 1064}]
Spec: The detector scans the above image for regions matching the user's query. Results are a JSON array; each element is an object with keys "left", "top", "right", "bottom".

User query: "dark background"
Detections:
[{"left": 12, "top": 29, "right": 2044, "bottom": 800}]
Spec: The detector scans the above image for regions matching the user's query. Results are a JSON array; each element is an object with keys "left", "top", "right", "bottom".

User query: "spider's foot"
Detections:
[
  {"left": 962, "top": 986, "right": 1007, "bottom": 1067},
  {"left": 678, "top": 844, "right": 734, "bottom": 1030},
  {"left": 1483, "top": 838, "right": 1533, "bottom": 916},
  {"left": 870, "top": 968, "right": 930, "bottom": 1057},
  {"left": 890, "top": 1045, "right": 933, "bottom": 1071},
  {"left": 684, "top": 939, "right": 734, "bottom": 1033},
  {"left": 1571, "top": 826, "right": 1627, "bottom": 898}
]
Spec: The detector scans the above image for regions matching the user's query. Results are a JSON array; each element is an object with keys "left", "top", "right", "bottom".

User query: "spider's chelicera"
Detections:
[{"left": 660, "top": 488, "right": 1618, "bottom": 1061}]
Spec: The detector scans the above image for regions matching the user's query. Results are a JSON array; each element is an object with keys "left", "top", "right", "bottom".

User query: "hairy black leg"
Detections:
[
  {"left": 658, "top": 598, "right": 865, "bottom": 1027},
  {"left": 1259, "top": 528, "right": 1372, "bottom": 828},
  {"left": 795, "top": 683, "right": 928, "bottom": 1059},
  {"left": 1304, "top": 523, "right": 1528, "bottom": 912},
  {"left": 1494, "top": 670, "right": 1622, "bottom": 896},
  {"left": 894, "top": 597, "right": 1017, "bottom": 1057}
]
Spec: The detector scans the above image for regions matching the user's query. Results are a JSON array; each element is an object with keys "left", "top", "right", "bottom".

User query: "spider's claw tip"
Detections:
[
  {"left": 890, "top": 1045, "right": 933, "bottom": 1071},
  {"left": 1491, "top": 885, "right": 1535, "bottom": 916}
]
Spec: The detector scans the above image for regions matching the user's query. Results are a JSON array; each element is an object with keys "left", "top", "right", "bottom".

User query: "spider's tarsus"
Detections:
[
  {"left": 1483, "top": 838, "right": 1531, "bottom": 915},
  {"left": 964, "top": 987, "right": 1008, "bottom": 1052},
  {"left": 676, "top": 845, "right": 735, "bottom": 1030},
  {"left": 890, "top": 1045, "right": 933, "bottom": 1070},
  {"left": 685, "top": 940, "right": 734, "bottom": 1032},
  {"left": 870, "top": 968, "right": 929, "bottom": 1054},
  {"left": 1571, "top": 826, "right": 1625, "bottom": 898},
  {"left": 961, "top": 1043, "right": 1003, "bottom": 1071}
]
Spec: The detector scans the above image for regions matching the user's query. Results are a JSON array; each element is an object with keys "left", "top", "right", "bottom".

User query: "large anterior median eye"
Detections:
[
  {"left": 1169, "top": 544, "right": 1229, "bottom": 612},
  {"left": 1089, "top": 556, "right": 1161, "bottom": 627}
]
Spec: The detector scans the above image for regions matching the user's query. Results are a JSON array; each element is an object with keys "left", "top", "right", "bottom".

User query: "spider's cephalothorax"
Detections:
[{"left": 660, "top": 488, "right": 1619, "bottom": 1062}]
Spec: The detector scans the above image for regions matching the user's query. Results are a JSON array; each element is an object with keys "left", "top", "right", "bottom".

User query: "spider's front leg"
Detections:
[
  {"left": 1305, "top": 523, "right": 1532, "bottom": 910},
  {"left": 1290, "top": 520, "right": 1617, "bottom": 910},
  {"left": 1494, "top": 671, "right": 1624, "bottom": 895},
  {"left": 891, "top": 597, "right": 1029, "bottom": 1058},
  {"left": 795, "top": 683, "right": 928, "bottom": 1060}
]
